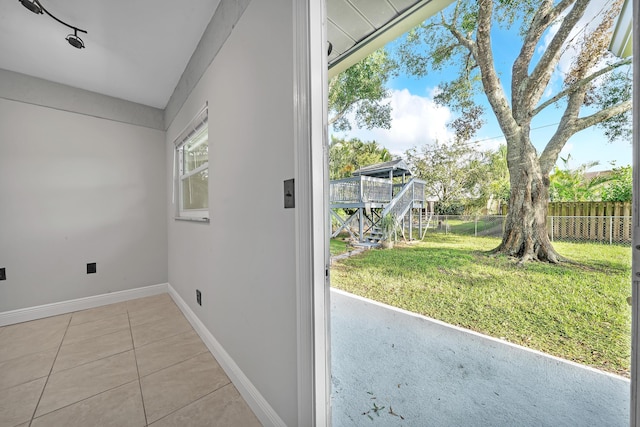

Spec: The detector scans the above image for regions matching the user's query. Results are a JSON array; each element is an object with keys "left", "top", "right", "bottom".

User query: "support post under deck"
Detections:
[
  {"left": 358, "top": 208, "right": 364, "bottom": 242},
  {"left": 409, "top": 206, "right": 413, "bottom": 240}
]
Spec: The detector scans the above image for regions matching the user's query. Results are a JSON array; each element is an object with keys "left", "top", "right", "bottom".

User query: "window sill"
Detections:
[{"left": 174, "top": 216, "right": 210, "bottom": 223}]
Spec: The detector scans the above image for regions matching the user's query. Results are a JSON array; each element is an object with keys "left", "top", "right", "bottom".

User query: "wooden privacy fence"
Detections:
[
  {"left": 548, "top": 202, "right": 631, "bottom": 244},
  {"left": 547, "top": 201, "right": 631, "bottom": 217},
  {"left": 501, "top": 201, "right": 631, "bottom": 216},
  {"left": 428, "top": 214, "right": 631, "bottom": 244}
]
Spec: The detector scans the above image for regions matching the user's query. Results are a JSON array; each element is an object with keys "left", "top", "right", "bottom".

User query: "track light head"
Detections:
[
  {"left": 19, "top": 0, "right": 87, "bottom": 49},
  {"left": 19, "top": 0, "right": 43, "bottom": 14},
  {"left": 66, "top": 30, "right": 85, "bottom": 49}
]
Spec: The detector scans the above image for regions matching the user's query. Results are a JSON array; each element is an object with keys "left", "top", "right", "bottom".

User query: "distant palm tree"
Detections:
[{"left": 549, "top": 156, "right": 612, "bottom": 202}]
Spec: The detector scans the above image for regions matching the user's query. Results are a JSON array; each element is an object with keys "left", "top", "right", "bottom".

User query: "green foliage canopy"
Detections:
[
  {"left": 328, "top": 49, "right": 397, "bottom": 132},
  {"left": 329, "top": 137, "right": 392, "bottom": 180},
  {"left": 602, "top": 165, "right": 632, "bottom": 202},
  {"left": 548, "top": 157, "right": 611, "bottom": 202},
  {"left": 406, "top": 139, "right": 503, "bottom": 214}
]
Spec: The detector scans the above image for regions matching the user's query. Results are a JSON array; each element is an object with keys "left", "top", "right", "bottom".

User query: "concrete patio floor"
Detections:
[{"left": 330, "top": 288, "right": 630, "bottom": 426}]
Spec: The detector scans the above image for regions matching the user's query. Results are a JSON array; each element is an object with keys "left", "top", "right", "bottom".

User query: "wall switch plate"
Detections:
[
  {"left": 0, "top": 268, "right": 5, "bottom": 281},
  {"left": 196, "top": 289, "right": 202, "bottom": 306},
  {"left": 284, "top": 179, "right": 295, "bottom": 208},
  {"left": 87, "top": 263, "right": 97, "bottom": 274}
]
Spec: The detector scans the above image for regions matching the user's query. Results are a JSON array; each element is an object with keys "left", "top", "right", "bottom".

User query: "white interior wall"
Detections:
[
  {"left": 166, "top": 0, "right": 298, "bottom": 424},
  {"left": 0, "top": 98, "right": 167, "bottom": 311}
]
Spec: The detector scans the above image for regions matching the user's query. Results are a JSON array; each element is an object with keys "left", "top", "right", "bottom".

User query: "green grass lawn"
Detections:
[
  {"left": 330, "top": 234, "right": 632, "bottom": 377},
  {"left": 330, "top": 237, "right": 351, "bottom": 256}
]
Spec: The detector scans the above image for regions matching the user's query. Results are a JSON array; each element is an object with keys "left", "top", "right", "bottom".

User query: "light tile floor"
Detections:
[{"left": 0, "top": 293, "right": 262, "bottom": 427}]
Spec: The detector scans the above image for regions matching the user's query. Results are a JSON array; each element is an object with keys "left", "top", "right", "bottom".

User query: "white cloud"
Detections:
[{"left": 331, "top": 89, "right": 454, "bottom": 156}]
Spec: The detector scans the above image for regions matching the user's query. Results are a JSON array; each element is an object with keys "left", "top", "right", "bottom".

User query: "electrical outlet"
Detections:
[
  {"left": 87, "top": 263, "right": 97, "bottom": 274},
  {"left": 196, "top": 289, "right": 202, "bottom": 306},
  {"left": 0, "top": 268, "right": 6, "bottom": 281}
]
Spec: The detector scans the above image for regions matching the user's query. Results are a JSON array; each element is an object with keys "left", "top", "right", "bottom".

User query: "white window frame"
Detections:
[{"left": 174, "top": 105, "right": 209, "bottom": 221}]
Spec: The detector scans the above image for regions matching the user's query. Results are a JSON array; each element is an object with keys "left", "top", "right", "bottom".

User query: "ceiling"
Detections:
[
  {"left": 0, "top": 0, "right": 220, "bottom": 109},
  {"left": 0, "top": 0, "right": 450, "bottom": 109}
]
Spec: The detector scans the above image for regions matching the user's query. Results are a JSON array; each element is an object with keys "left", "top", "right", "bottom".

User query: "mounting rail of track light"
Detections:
[{"left": 19, "top": 0, "right": 87, "bottom": 49}]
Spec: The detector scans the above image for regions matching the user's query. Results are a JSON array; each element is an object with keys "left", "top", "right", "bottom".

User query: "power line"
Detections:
[{"left": 470, "top": 121, "right": 562, "bottom": 145}]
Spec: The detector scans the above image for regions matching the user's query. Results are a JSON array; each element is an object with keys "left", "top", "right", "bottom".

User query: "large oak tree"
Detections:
[
  {"left": 399, "top": 0, "right": 632, "bottom": 263},
  {"left": 329, "top": 49, "right": 396, "bottom": 131}
]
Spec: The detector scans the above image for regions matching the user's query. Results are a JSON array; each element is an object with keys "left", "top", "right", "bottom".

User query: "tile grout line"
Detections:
[
  {"left": 128, "top": 306, "right": 193, "bottom": 349},
  {"left": 144, "top": 379, "right": 234, "bottom": 425},
  {"left": 59, "top": 324, "right": 130, "bottom": 346},
  {"left": 27, "top": 314, "right": 72, "bottom": 427},
  {"left": 51, "top": 346, "right": 133, "bottom": 376},
  {"left": 137, "top": 343, "right": 213, "bottom": 379},
  {"left": 67, "top": 307, "right": 128, "bottom": 328},
  {"left": 26, "top": 304, "right": 141, "bottom": 422},
  {"left": 136, "top": 340, "right": 210, "bottom": 378},
  {"left": 127, "top": 308, "right": 186, "bottom": 331},
  {"left": 132, "top": 327, "right": 193, "bottom": 350},
  {"left": 128, "top": 309, "right": 149, "bottom": 427},
  {"left": 64, "top": 313, "right": 131, "bottom": 344},
  {"left": 29, "top": 379, "right": 141, "bottom": 422}
]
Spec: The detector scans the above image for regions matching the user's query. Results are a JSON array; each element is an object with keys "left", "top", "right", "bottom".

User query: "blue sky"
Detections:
[{"left": 332, "top": 2, "right": 632, "bottom": 172}]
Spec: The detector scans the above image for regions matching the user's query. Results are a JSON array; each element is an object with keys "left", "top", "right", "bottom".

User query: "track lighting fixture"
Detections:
[
  {"left": 19, "top": 0, "right": 87, "bottom": 49},
  {"left": 66, "top": 29, "right": 85, "bottom": 49},
  {"left": 19, "top": 0, "right": 42, "bottom": 14}
]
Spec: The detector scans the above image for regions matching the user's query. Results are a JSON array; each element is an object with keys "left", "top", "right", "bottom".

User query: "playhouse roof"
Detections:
[{"left": 352, "top": 159, "right": 412, "bottom": 178}]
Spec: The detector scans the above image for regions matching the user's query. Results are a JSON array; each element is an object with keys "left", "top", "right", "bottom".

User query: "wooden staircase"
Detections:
[{"left": 365, "top": 226, "right": 384, "bottom": 244}]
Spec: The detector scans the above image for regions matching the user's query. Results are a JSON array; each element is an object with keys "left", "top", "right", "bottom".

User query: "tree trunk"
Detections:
[{"left": 493, "top": 143, "right": 563, "bottom": 264}]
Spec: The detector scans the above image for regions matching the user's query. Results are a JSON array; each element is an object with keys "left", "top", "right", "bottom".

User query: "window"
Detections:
[{"left": 175, "top": 106, "right": 209, "bottom": 220}]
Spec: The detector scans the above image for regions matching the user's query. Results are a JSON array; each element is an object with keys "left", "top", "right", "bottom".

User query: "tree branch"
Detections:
[
  {"left": 512, "top": 0, "right": 574, "bottom": 120},
  {"left": 525, "top": 0, "right": 590, "bottom": 111},
  {"left": 532, "top": 57, "right": 632, "bottom": 116},
  {"left": 538, "top": 96, "right": 584, "bottom": 175},
  {"left": 539, "top": 97, "right": 632, "bottom": 174},
  {"left": 573, "top": 99, "right": 632, "bottom": 132},
  {"left": 328, "top": 111, "right": 344, "bottom": 126},
  {"left": 443, "top": 22, "right": 475, "bottom": 54},
  {"left": 475, "top": 0, "right": 518, "bottom": 140}
]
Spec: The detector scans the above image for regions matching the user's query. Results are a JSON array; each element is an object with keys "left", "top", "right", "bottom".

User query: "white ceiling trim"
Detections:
[
  {"left": 0, "top": 68, "right": 164, "bottom": 130},
  {"left": 609, "top": 0, "right": 632, "bottom": 58},
  {"left": 328, "top": 0, "right": 455, "bottom": 78}
]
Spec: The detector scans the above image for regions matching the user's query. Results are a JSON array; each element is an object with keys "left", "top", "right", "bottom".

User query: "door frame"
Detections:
[
  {"left": 296, "top": 1, "right": 639, "bottom": 425},
  {"left": 631, "top": 1, "right": 639, "bottom": 424},
  {"left": 294, "top": 0, "right": 330, "bottom": 425}
]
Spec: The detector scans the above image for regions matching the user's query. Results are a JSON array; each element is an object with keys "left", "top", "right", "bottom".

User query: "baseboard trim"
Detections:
[
  {"left": 0, "top": 283, "right": 169, "bottom": 327},
  {"left": 167, "top": 284, "right": 286, "bottom": 427}
]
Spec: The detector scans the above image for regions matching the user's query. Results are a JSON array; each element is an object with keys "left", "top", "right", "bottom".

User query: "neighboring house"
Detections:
[{"left": 583, "top": 170, "right": 614, "bottom": 182}]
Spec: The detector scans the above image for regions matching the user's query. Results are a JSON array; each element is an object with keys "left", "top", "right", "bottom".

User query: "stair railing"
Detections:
[{"left": 371, "top": 178, "right": 426, "bottom": 241}]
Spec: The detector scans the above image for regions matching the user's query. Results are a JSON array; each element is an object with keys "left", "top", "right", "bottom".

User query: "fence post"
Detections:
[
  {"left": 475, "top": 217, "right": 478, "bottom": 237},
  {"left": 550, "top": 216, "right": 554, "bottom": 242},
  {"left": 610, "top": 216, "right": 613, "bottom": 245}
]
